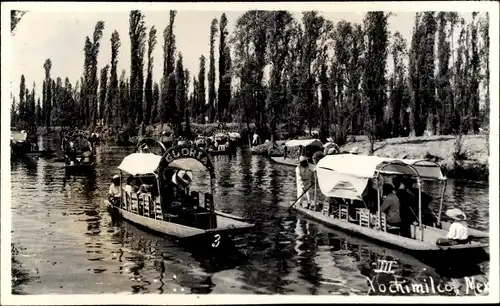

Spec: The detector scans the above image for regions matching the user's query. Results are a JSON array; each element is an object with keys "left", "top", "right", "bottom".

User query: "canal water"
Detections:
[{"left": 10, "top": 136, "right": 490, "bottom": 295}]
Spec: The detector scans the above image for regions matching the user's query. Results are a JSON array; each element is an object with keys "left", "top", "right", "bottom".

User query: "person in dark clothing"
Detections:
[
  {"left": 379, "top": 183, "right": 401, "bottom": 235},
  {"left": 362, "top": 179, "right": 378, "bottom": 214}
]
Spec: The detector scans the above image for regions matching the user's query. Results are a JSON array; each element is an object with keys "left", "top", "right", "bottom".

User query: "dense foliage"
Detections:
[{"left": 11, "top": 11, "right": 490, "bottom": 146}]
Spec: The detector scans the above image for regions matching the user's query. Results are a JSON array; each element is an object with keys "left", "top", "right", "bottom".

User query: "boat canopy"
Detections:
[
  {"left": 118, "top": 153, "right": 162, "bottom": 175},
  {"left": 285, "top": 139, "right": 323, "bottom": 148},
  {"left": 11, "top": 131, "right": 28, "bottom": 143},
  {"left": 158, "top": 144, "right": 215, "bottom": 178},
  {"left": 316, "top": 154, "right": 446, "bottom": 200}
]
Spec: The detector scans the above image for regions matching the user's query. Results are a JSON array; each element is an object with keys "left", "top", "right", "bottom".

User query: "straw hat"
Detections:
[
  {"left": 298, "top": 156, "right": 308, "bottom": 163},
  {"left": 445, "top": 208, "right": 467, "bottom": 221},
  {"left": 349, "top": 146, "right": 359, "bottom": 154},
  {"left": 172, "top": 170, "right": 194, "bottom": 188}
]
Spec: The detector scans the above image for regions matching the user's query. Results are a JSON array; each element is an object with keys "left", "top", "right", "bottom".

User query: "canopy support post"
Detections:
[
  {"left": 376, "top": 178, "right": 381, "bottom": 229},
  {"left": 417, "top": 177, "right": 423, "bottom": 241},
  {"left": 437, "top": 179, "right": 447, "bottom": 225},
  {"left": 314, "top": 171, "right": 317, "bottom": 209}
]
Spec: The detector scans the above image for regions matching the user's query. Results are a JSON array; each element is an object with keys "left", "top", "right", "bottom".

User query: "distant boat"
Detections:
[
  {"left": 62, "top": 130, "right": 96, "bottom": 173},
  {"left": 269, "top": 138, "right": 324, "bottom": 166}
]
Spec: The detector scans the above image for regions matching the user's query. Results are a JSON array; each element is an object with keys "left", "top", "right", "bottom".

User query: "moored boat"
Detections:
[
  {"left": 270, "top": 139, "right": 324, "bottom": 166},
  {"left": 106, "top": 143, "right": 254, "bottom": 250},
  {"left": 290, "top": 154, "right": 489, "bottom": 254}
]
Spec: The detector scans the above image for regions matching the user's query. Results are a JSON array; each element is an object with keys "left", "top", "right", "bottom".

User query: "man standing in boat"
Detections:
[
  {"left": 108, "top": 175, "right": 122, "bottom": 206},
  {"left": 296, "top": 156, "right": 313, "bottom": 208}
]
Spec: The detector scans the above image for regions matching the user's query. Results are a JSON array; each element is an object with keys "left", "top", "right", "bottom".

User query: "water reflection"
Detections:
[{"left": 10, "top": 138, "right": 490, "bottom": 295}]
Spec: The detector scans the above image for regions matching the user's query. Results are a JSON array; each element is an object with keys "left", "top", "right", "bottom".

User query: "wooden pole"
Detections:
[
  {"left": 437, "top": 180, "right": 447, "bottom": 224},
  {"left": 418, "top": 177, "right": 423, "bottom": 241}
]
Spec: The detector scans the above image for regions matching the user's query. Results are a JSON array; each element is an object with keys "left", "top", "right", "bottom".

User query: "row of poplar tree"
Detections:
[{"left": 11, "top": 11, "right": 490, "bottom": 142}]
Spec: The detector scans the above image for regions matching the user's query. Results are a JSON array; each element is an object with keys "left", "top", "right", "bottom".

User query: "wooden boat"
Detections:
[
  {"left": 62, "top": 130, "right": 96, "bottom": 172},
  {"left": 106, "top": 143, "right": 254, "bottom": 250},
  {"left": 25, "top": 149, "right": 56, "bottom": 158},
  {"left": 269, "top": 139, "right": 324, "bottom": 166},
  {"left": 10, "top": 129, "right": 43, "bottom": 157},
  {"left": 290, "top": 154, "right": 489, "bottom": 253}
]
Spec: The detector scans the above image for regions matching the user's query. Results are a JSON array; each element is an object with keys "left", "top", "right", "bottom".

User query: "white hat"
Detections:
[
  {"left": 172, "top": 170, "right": 193, "bottom": 187},
  {"left": 326, "top": 137, "right": 334, "bottom": 143},
  {"left": 445, "top": 208, "right": 467, "bottom": 221},
  {"left": 349, "top": 146, "right": 359, "bottom": 154},
  {"left": 298, "top": 156, "right": 308, "bottom": 163},
  {"left": 113, "top": 174, "right": 119, "bottom": 180}
]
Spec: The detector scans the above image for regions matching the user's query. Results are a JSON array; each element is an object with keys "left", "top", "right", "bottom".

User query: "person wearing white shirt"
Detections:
[
  {"left": 295, "top": 156, "right": 313, "bottom": 208},
  {"left": 436, "top": 208, "right": 469, "bottom": 246}
]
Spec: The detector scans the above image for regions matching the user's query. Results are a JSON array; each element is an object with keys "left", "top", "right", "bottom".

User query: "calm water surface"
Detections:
[{"left": 11, "top": 136, "right": 490, "bottom": 295}]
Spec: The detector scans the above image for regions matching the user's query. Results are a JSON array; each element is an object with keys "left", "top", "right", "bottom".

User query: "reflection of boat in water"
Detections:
[
  {"left": 291, "top": 154, "right": 489, "bottom": 255},
  {"left": 61, "top": 130, "right": 96, "bottom": 173},
  {"left": 106, "top": 143, "right": 254, "bottom": 251}
]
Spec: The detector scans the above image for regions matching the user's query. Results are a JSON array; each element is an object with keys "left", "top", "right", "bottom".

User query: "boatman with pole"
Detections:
[{"left": 295, "top": 156, "right": 313, "bottom": 209}]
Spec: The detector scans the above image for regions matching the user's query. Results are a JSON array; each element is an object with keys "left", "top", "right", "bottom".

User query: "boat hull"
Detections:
[
  {"left": 292, "top": 205, "right": 488, "bottom": 252},
  {"left": 106, "top": 201, "right": 253, "bottom": 250},
  {"left": 65, "top": 162, "right": 95, "bottom": 173},
  {"left": 269, "top": 156, "right": 297, "bottom": 167}
]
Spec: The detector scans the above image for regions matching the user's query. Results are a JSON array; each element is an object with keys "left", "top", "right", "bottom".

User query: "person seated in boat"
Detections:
[
  {"left": 66, "top": 141, "right": 77, "bottom": 165},
  {"left": 82, "top": 146, "right": 92, "bottom": 164},
  {"left": 400, "top": 176, "right": 436, "bottom": 226},
  {"left": 124, "top": 175, "right": 138, "bottom": 196},
  {"left": 362, "top": 179, "right": 378, "bottom": 214},
  {"left": 296, "top": 156, "right": 313, "bottom": 209},
  {"left": 436, "top": 208, "right": 469, "bottom": 246},
  {"left": 378, "top": 183, "right": 401, "bottom": 235},
  {"left": 108, "top": 175, "right": 121, "bottom": 206}
]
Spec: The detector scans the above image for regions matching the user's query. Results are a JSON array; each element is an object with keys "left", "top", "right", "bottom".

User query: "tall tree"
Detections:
[
  {"left": 388, "top": 32, "right": 408, "bottom": 137},
  {"left": 129, "top": 10, "right": 147, "bottom": 128},
  {"left": 266, "top": 11, "right": 295, "bottom": 141},
  {"left": 98, "top": 65, "right": 109, "bottom": 125},
  {"left": 208, "top": 18, "right": 218, "bottom": 123},
  {"left": 436, "top": 12, "right": 453, "bottom": 135},
  {"left": 90, "top": 21, "right": 105, "bottom": 128},
  {"left": 480, "top": 12, "right": 489, "bottom": 129},
  {"left": 217, "top": 13, "right": 230, "bottom": 122},
  {"left": 160, "top": 10, "right": 177, "bottom": 125},
  {"left": 151, "top": 82, "right": 160, "bottom": 124},
  {"left": 18, "top": 75, "right": 26, "bottom": 123},
  {"left": 144, "top": 26, "right": 157, "bottom": 126},
  {"left": 174, "top": 54, "right": 186, "bottom": 135},
  {"left": 469, "top": 12, "right": 480, "bottom": 133},
  {"left": 107, "top": 31, "right": 121, "bottom": 128},
  {"left": 421, "top": 12, "right": 438, "bottom": 134},
  {"left": 197, "top": 55, "right": 207, "bottom": 123},
  {"left": 35, "top": 98, "right": 42, "bottom": 126},
  {"left": 362, "top": 12, "right": 390, "bottom": 153},
  {"left": 43, "top": 59, "right": 52, "bottom": 127}
]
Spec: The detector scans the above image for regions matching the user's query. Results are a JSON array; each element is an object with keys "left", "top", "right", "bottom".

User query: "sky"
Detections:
[{"left": 10, "top": 9, "right": 475, "bottom": 101}]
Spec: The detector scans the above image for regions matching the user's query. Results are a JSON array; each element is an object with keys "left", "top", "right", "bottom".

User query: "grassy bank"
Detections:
[
  {"left": 341, "top": 135, "right": 489, "bottom": 180},
  {"left": 253, "top": 135, "right": 489, "bottom": 181}
]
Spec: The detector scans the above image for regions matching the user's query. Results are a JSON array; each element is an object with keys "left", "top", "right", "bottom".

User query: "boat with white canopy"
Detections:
[
  {"left": 106, "top": 143, "right": 254, "bottom": 250},
  {"left": 270, "top": 139, "right": 324, "bottom": 167},
  {"left": 291, "top": 154, "right": 488, "bottom": 253}
]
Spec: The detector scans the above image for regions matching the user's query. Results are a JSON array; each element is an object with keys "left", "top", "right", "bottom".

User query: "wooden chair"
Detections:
[
  {"left": 130, "top": 193, "right": 139, "bottom": 214},
  {"left": 204, "top": 193, "right": 214, "bottom": 211},
  {"left": 191, "top": 191, "right": 200, "bottom": 208},
  {"left": 338, "top": 203, "right": 349, "bottom": 221},
  {"left": 359, "top": 208, "right": 371, "bottom": 228},
  {"left": 372, "top": 213, "right": 388, "bottom": 232},
  {"left": 322, "top": 200, "right": 331, "bottom": 216},
  {"left": 154, "top": 198, "right": 163, "bottom": 220},
  {"left": 142, "top": 194, "right": 151, "bottom": 218}
]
